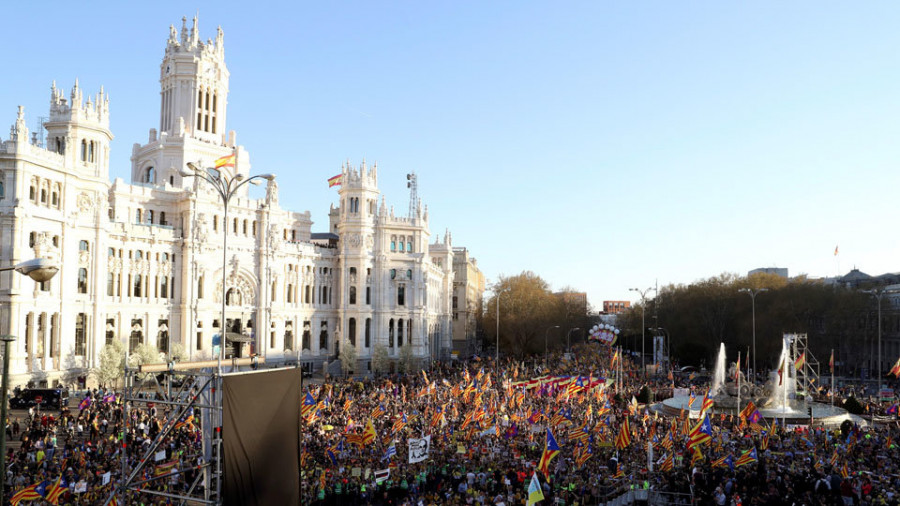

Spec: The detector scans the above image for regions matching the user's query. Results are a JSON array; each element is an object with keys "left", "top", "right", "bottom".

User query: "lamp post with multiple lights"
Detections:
[
  {"left": 630, "top": 287, "right": 653, "bottom": 376},
  {"left": 180, "top": 161, "right": 275, "bottom": 368},
  {"left": 861, "top": 288, "right": 888, "bottom": 387},
  {"left": 739, "top": 287, "right": 767, "bottom": 382}
]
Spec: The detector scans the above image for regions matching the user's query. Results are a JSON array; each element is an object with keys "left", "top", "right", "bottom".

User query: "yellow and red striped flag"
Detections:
[
  {"left": 214, "top": 153, "right": 236, "bottom": 168},
  {"left": 328, "top": 174, "right": 343, "bottom": 187}
]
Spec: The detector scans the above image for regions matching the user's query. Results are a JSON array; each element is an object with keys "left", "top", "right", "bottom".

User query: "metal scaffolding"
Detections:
[
  {"left": 104, "top": 357, "right": 263, "bottom": 506},
  {"left": 788, "top": 333, "right": 820, "bottom": 398}
]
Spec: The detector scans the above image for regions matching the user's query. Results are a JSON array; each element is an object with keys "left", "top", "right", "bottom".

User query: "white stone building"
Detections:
[{"left": 0, "top": 17, "right": 465, "bottom": 386}]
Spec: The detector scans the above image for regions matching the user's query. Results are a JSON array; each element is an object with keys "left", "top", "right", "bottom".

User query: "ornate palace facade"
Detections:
[{"left": 0, "top": 17, "right": 478, "bottom": 386}]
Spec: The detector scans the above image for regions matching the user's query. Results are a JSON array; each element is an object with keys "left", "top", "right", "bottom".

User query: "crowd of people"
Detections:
[
  {"left": 3, "top": 384, "right": 203, "bottom": 505},
  {"left": 300, "top": 344, "right": 900, "bottom": 506},
  {"left": 2, "top": 341, "right": 900, "bottom": 505}
]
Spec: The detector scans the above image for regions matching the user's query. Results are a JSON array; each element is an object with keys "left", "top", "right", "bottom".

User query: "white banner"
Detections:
[
  {"left": 408, "top": 435, "right": 431, "bottom": 464},
  {"left": 155, "top": 450, "right": 166, "bottom": 462},
  {"left": 102, "top": 472, "right": 111, "bottom": 485}
]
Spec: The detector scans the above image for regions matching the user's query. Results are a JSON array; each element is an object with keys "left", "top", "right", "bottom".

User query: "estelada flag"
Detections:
[
  {"left": 537, "top": 429, "right": 560, "bottom": 479},
  {"left": 214, "top": 153, "right": 236, "bottom": 168},
  {"left": 328, "top": 174, "right": 343, "bottom": 187}
]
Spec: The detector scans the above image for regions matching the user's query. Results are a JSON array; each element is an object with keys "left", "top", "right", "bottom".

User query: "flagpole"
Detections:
[
  {"left": 831, "top": 349, "right": 835, "bottom": 407},
  {"left": 736, "top": 351, "right": 741, "bottom": 420}
]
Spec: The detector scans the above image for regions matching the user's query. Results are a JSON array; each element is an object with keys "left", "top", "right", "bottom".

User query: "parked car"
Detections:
[{"left": 9, "top": 388, "right": 69, "bottom": 410}]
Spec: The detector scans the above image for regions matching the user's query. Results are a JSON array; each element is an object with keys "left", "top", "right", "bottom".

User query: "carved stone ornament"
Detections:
[
  {"left": 159, "top": 260, "right": 172, "bottom": 276},
  {"left": 365, "top": 234, "right": 374, "bottom": 248},
  {"left": 77, "top": 192, "right": 95, "bottom": 214},
  {"left": 78, "top": 250, "right": 91, "bottom": 268},
  {"left": 192, "top": 214, "right": 209, "bottom": 244},
  {"left": 214, "top": 274, "right": 256, "bottom": 306},
  {"left": 268, "top": 224, "right": 281, "bottom": 251},
  {"left": 348, "top": 233, "right": 361, "bottom": 248}
]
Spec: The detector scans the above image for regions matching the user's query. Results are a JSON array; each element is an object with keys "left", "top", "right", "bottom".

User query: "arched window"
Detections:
[
  {"left": 319, "top": 322, "right": 328, "bottom": 351},
  {"left": 79, "top": 240, "right": 89, "bottom": 252},
  {"left": 388, "top": 319, "right": 394, "bottom": 347},
  {"left": 77, "top": 268, "right": 88, "bottom": 294},
  {"left": 302, "top": 321, "right": 311, "bottom": 350},
  {"left": 147, "top": 210, "right": 154, "bottom": 224},
  {"left": 242, "top": 220, "right": 248, "bottom": 235},
  {"left": 51, "top": 185, "right": 59, "bottom": 207},
  {"left": 390, "top": 236, "right": 396, "bottom": 252},
  {"left": 0, "top": 180, "right": 5, "bottom": 199},
  {"left": 407, "top": 240, "right": 413, "bottom": 252},
  {"left": 348, "top": 318, "right": 356, "bottom": 346},
  {"left": 365, "top": 318, "right": 371, "bottom": 348},
  {"left": 40, "top": 188, "right": 47, "bottom": 204},
  {"left": 144, "top": 167, "right": 156, "bottom": 184},
  {"left": 81, "top": 139, "right": 87, "bottom": 161},
  {"left": 398, "top": 319, "right": 404, "bottom": 347},
  {"left": 349, "top": 286, "right": 357, "bottom": 305},
  {"left": 130, "top": 318, "right": 143, "bottom": 353},
  {"left": 399, "top": 237, "right": 405, "bottom": 252},
  {"left": 29, "top": 183, "right": 35, "bottom": 201}
]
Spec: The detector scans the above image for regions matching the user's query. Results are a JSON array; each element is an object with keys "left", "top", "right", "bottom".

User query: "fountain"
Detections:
[
  {"left": 655, "top": 336, "right": 861, "bottom": 426},
  {"left": 710, "top": 343, "right": 727, "bottom": 396}
]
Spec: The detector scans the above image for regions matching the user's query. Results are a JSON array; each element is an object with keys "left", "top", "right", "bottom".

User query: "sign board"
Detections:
[
  {"left": 34, "top": 396, "right": 43, "bottom": 404},
  {"left": 880, "top": 388, "right": 895, "bottom": 401}
]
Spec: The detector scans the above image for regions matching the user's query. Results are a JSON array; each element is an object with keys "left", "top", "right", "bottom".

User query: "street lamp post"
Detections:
[
  {"left": 544, "top": 325, "right": 560, "bottom": 368},
  {"left": 566, "top": 327, "right": 581, "bottom": 355},
  {"left": 739, "top": 287, "right": 768, "bottom": 383},
  {"left": 181, "top": 162, "right": 275, "bottom": 368},
  {"left": 0, "top": 258, "right": 59, "bottom": 503},
  {"left": 630, "top": 287, "right": 653, "bottom": 376},
  {"left": 494, "top": 289, "right": 506, "bottom": 363},
  {"left": 861, "top": 289, "right": 887, "bottom": 388}
]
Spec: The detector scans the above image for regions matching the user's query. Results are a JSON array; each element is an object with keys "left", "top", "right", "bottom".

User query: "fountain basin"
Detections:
[{"left": 654, "top": 395, "right": 864, "bottom": 427}]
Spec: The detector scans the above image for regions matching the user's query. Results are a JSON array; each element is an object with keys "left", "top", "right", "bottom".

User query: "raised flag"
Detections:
[
  {"left": 712, "top": 453, "right": 733, "bottom": 469},
  {"left": 328, "top": 174, "right": 343, "bottom": 187},
  {"left": 527, "top": 472, "right": 545, "bottom": 506},
  {"left": 687, "top": 414, "right": 713, "bottom": 451},
  {"left": 615, "top": 417, "right": 631, "bottom": 450},
  {"left": 381, "top": 440, "right": 397, "bottom": 461},
  {"left": 302, "top": 392, "right": 316, "bottom": 418},
  {"left": 78, "top": 396, "right": 91, "bottom": 411},
  {"left": 659, "top": 453, "right": 674, "bottom": 471},
  {"left": 890, "top": 357, "right": 900, "bottom": 377},
  {"left": 777, "top": 358, "right": 785, "bottom": 386},
  {"left": 700, "top": 389, "right": 714, "bottom": 417},
  {"left": 537, "top": 429, "right": 561, "bottom": 479},
  {"left": 734, "top": 448, "right": 758, "bottom": 468},
  {"left": 362, "top": 419, "right": 377, "bottom": 445},
  {"left": 214, "top": 153, "right": 236, "bottom": 168},
  {"left": 794, "top": 352, "right": 806, "bottom": 370},
  {"left": 830, "top": 350, "right": 835, "bottom": 373}
]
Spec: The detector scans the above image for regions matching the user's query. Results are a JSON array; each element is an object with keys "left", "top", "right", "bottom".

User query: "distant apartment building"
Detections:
[
  {"left": 451, "top": 248, "right": 485, "bottom": 357},
  {"left": 749, "top": 267, "right": 789, "bottom": 278},
  {"left": 603, "top": 301, "right": 630, "bottom": 314}
]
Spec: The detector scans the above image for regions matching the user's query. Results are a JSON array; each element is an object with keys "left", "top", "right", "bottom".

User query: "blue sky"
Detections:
[{"left": 3, "top": 2, "right": 900, "bottom": 308}]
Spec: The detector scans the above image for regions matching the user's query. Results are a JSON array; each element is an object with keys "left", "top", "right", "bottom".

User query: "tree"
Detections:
[
  {"left": 484, "top": 271, "right": 569, "bottom": 357},
  {"left": 95, "top": 340, "right": 125, "bottom": 387},
  {"left": 340, "top": 338, "right": 357, "bottom": 376},
  {"left": 372, "top": 344, "right": 389, "bottom": 375},
  {"left": 399, "top": 343, "right": 415, "bottom": 373},
  {"left": 169, "top": 342, "right": 188, "bottom": 362},
  {"left": 128, "top": 343, "right": 164, "bottom": 368}
]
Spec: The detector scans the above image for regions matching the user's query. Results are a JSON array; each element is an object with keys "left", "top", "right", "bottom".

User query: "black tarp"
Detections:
[{"left": 223, "top": 368, "right": 300, "bottom": 505}]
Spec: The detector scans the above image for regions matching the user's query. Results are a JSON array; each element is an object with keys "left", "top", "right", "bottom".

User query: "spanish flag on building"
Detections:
[
  {"left": 214, "top": 153, "right": 236, "bottom": 168},
  {"left": 328, "top": 174, "right": 343, "bottom": 187}
]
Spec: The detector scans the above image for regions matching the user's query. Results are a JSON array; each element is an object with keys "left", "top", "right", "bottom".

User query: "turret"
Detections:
[
  {"left": 159, "top": 15, "right": 229, "bottom": 143},
  {"left": 43, "top": 79, "right": 113, "bottom": 177}
]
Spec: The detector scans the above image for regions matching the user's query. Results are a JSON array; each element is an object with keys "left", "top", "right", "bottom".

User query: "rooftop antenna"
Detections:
[{"left": 406, "top": 172, "right": 417, "bottom": 220}]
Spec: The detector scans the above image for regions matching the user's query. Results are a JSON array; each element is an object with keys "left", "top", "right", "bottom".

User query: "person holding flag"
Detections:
[
  {"left": 537, "top": 429, "right": 561, "bottom": 479},
  {"left": 527, "top": 472, "right": 545, "bottom": 505}
]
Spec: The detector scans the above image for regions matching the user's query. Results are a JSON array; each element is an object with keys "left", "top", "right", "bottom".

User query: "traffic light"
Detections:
[{"left": 808, "top": 406, "right": 813, "bottom": 418}]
